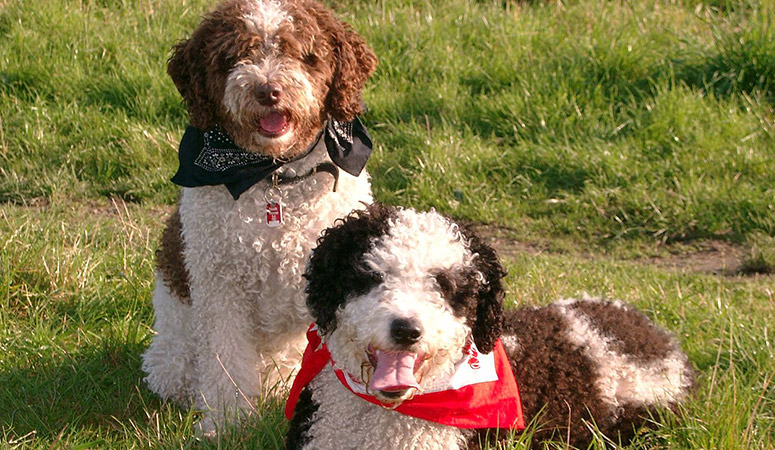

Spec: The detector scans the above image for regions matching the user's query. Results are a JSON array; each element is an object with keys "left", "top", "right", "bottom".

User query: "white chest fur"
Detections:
[
  {"left": 169, "top": 160, "right": 372, "bottom": 421},
  {"left": 179, "top": 166, "right": 372, "bottom": 338}
]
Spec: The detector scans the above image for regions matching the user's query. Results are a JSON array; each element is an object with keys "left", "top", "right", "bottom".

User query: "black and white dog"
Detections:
[{"left": 285, "top": 204, "right": 695, "bottom": 449}]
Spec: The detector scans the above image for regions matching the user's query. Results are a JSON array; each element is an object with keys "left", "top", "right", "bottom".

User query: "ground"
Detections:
[{"left": 471, "top": 223, "right": 770, "bottom": 278}]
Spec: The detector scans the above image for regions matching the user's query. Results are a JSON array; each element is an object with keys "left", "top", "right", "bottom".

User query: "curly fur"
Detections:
[
  {"left": 141, "top": 0, "right": 376, "bottom": 434},
  {"left": 305, "top": 204, "right": 398, "bottom": 335},
  {"left": 155, "top": 207, "right": 190, "bottom": 303},
  {"left": 287, "top": 205, "right": 695, "bottom": 450},
  {"left": 167, "top": 0, "right": 376, "bottom": 158},
  {"left": 457, "top": 226, "right": 505, "bottom": 353}
]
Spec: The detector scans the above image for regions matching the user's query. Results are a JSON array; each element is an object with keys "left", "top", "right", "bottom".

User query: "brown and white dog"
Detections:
[
  {"left": 141, "top": 0, "right": 377, "bottom": 434},
  {"left": 286, "top": 204, "right": 695, "bottom": 449}
]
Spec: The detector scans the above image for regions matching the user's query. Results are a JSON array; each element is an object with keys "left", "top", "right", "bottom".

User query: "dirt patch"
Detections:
[
  {"left": 639, "top": 241, "right": 747, "bottom": 276},
  {"left": 467, "top": 223, "right": 547, "bottom": 261},
  {"left": 471, "top": 223, "right": 768, "bottom": 277}
]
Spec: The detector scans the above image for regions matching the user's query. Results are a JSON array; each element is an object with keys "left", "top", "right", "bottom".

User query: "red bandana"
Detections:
[{"left": 285, "top": 324, "right": 525, "bottom": 430}]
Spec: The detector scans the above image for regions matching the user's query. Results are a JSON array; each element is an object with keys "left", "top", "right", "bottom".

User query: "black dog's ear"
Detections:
[
  {"left": 305, "top": 203, "right": 395, "bottom": 335},
  {"left": 460, "top": 226, "right": 506, "bottom": 354},
  {"left": 323, "top": 19, "right": 377, "bottom": 121}
]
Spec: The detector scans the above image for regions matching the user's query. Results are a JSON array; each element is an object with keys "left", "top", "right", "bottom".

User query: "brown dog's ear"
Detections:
[
  {"left": 325, "top": 26, "right": 377, "bottom": 122},
  {"left": 461, "top": 227, "right": 506, "bottom": 354},
  {"left": 167, "top": 21, "right": 220, "bottom": 129}
]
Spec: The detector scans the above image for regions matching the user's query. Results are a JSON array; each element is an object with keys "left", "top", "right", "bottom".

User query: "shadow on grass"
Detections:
[
  {"left": 0, "top": 338, "right": 291, "bottom": 447},
  {"left": 0, "top": 340, "right": 161, "bottom": 439},
  {"left": 82, "top": 76, "right": 186, "bottom": 126},
  {"left": 676, "top": 47, "right": 775, "bottom": 103}
]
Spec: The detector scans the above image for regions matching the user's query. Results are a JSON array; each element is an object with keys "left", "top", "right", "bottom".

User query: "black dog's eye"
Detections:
[
  {"left": 363, "top": 269, "right": 383, "bottom": 284},
  {"left": 434, "top": 271, "right": 456, "bottom": 300},
  {"left": 434, "top": 269, "right": 479, "bottom": 318},
  {"left": 348, "top": 265, "right": 383, "bottom": 297},
  {"left": 303, "top": 52, "right": 318, "bottom": 66}
]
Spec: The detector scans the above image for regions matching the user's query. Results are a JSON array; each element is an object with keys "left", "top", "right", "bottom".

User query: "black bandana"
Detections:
[{"left": 171, "top": 117, "right": 373, "bottom": 199}]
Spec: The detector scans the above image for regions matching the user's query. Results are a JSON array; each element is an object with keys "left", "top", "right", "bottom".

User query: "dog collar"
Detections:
[
  {"left": 285, "top": 324, "right": 526, "bottom": 430},
  {"left": 170, "top": 117, "right": 372, "bottom": 199},
  {"left": 276, "top": 161, "right": 341, "bottom": 192}
]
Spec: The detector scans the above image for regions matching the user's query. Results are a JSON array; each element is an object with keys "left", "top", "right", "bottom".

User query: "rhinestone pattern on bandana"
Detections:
[
  {"left": 327, "top": 119, "right": 354, "bottom": 147},
  {"left": 194, "top": 126, "right": 273, "bottom": 172}
]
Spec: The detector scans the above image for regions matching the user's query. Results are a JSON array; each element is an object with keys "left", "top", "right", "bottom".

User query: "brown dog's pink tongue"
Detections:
[
  {"left": 369, "top": 350, "right": 420, "bottom": 392},
  {"left": 259, "top": 112, "right": 288, "bottom": 134}
]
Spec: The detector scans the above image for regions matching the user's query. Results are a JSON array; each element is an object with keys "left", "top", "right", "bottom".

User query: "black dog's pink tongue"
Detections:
[
  {"left": 259, "top": 112, "right": 287, "bottom": 134},
  {"left": 369, "top": 350, "right": 420, "bottom": 392}
]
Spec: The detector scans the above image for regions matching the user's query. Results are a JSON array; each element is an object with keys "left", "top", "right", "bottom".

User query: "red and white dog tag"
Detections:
[
  {"left": 265, "top": 180, "right": 284, "bottom": 228},
  {"left": 266, "top": 201, "right": 284, "bottom": 227}
]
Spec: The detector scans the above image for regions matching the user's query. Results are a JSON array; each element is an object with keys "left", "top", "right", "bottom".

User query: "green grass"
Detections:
[
  {"left": 361, "top": 0, "right": 775, "bottom": 243},
  {"left": 1, "top": 0, "right": 774, "bottom": 448}
]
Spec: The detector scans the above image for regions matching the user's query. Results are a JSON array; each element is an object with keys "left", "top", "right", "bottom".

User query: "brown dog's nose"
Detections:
[{"left": 256, "top": 83, "right": 282, "bottom": 106}]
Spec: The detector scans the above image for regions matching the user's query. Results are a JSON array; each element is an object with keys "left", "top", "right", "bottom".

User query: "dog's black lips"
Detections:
[{"left": 378, "top": 389, "right": 408, "bottom": 399}]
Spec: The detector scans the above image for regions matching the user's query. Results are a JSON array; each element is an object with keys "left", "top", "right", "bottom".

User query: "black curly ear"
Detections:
[
  {"left": 460, "top": 226, "right": 506, "bottom": 354},
  {"left": 305, "top": 204, "right": 395, "bottom": 335},
  {"left": 324, "top": 24, "right": 377, "bottom": 121}
]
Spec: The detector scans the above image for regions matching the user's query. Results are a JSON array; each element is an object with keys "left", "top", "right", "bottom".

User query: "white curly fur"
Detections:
[
  {"left": 223, "top": 57, "right": 318, "bottom": 151},
  {"left": 295, "top": 210, "right": 479, "bottom": 450},
  {"left": 143, "top": 144, "right": 372, "bottom": 431},
  {"left": 242, "top": 0, "right": 291, "bottom": 37},
  {"left": 291, "top": 209, "right": 694, "bottom": 450},
  {"left": 325, "top": 210, "right": 477, "bottom": 402},
  {"left": 305, "top": 369, "right": 470, "bottom": 450}
]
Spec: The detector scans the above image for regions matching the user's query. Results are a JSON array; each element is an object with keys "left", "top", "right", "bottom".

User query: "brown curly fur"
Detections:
[
  {"left": 501, "top": 306, "right": 615, "bottom": 447},
  {"left": 156, "top": 208, "right": 190, "bottom": 303},
  {"left": 491, "top": 301, "right": 694, "bottom": 448},
  {"left": 167, "top": 0, "right": 376, "bottom": 158},
  {"left": 567, "top": 300, "right": 674, "bottom": 363},
  {"left": 158, "top": 0, "right": 377, "bottom": 299}
]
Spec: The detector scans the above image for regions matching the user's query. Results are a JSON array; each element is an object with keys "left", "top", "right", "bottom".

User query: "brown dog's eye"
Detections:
[{"left": 303, "top": 52, "right": 318, "bottom": 66}]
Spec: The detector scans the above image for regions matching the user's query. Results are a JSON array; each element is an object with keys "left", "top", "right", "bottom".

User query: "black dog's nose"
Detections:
[
  {"left": 390, "top": 317, "right": 422, "bottom": 346},
  {"left": 256, "top": 83, "right": 282, "bottom": 105}
]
